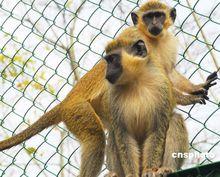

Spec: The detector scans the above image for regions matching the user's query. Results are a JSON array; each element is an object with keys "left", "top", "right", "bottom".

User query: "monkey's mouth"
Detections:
[{"left": 149, "top": 27, "right": 162, "bottom": 36}]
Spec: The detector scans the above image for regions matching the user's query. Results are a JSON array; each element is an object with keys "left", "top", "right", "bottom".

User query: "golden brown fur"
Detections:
[
  {"left": 0, "top": 25, "right": 206, "bottom": 177},
  {"left": 134, "top": 0, "right": 216, "bottom": 93},
  {"left": 105, "top": 34, "right": 175, "bottom": 177},
  {"left": 0, "top": 1, "right": 216, "bottom": 177}
]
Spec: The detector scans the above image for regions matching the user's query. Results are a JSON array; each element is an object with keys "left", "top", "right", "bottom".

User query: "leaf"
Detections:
[
  {"left": 17, "top": 80, "right": 30, "bottom": 90},
  {"left": 40, "top": 71, "right": 46, "bottom": 80},
  {"left": 26, "top": 147, "right": 36, "bottom": 155},
  {"left": 1, "top": 71, "right": 7, "bottom": 79},
  {"left": 13, "top": 55, "right": 23, "bottom": 63},
  {"left": 32, "top": 82, "right": 43, "bottom": 90},
  {"left": 8, "top": 68, "right": 18, "bottom": 77},
  {"left": 0, "top": 54, "right": 5, "bottom": 63},
  {"left": 45, "top": 45, "right": 51, "bottom": 51},
  {"left": 3, "top": 33, "right": 9, "bottom": 37},
  {"left": 23, "top": 80, "right": 30, "bottom": 87},
  {"left": 48, "top": 84, "right": 55, "bottom": 94},
  {"left": 65, "top": 0, "right": 73, "bottom": 8}
]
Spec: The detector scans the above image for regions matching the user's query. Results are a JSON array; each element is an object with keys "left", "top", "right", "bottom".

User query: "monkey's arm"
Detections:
[
  {"left": 173, "top": 88, "right": 208, "bottom": 105},
  {"left": 170, "top": 69, "right": 217, "bottom": 95}
]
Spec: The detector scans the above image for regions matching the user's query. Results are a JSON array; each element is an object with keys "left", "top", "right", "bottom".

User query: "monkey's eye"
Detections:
[
  {"left": 132, "top": 40, "right": 147, "bottom": 57},
  {"left": 143, "top": 12, "right": 153, "bottom": 21},
  {"left": 155, "top": 12, "right": 161, "bottom": 18},
  {"left": 154, "top": 12, "right": 165, "bottom": 18},
  {"left": 146, "top": 12, "right": 154, "bottom": 18},
  {"left": 104, "top": 53, "right": 120, "bottom": 64}
]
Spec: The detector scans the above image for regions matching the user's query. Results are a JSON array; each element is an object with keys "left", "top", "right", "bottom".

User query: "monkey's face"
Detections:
[
  {"left": 131, "top": 8, "right": 176, "bottom": 38},
  {"left": 104, "top": 40, "right": 148, "bottom": 85},
  {"left": 143, "top": 10, "right": 166, "bottom": 36},
  {"left": 104, "top": 51, "right": 122, "bottom": 84}
]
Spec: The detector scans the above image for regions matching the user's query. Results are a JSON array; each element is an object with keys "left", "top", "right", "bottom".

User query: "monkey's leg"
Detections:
[
  {"left": 170, "top": 69, "right": 217, "bottom": 95},
  {"left": 113, "top": 125, "right": 140, "bottom": 177},
  {"left": 106, "top": 130, "right": 125, "bottom": 177},
  {"left": 63, "top": 102, "right": 105, "bottom": 177},
  {"left": 162, "top": 113, "right": 189, "bottom": 171},
  {"left": 143, "top": 113, "right": 189, "bottom": 177},
  {"left": 142, "top": 114, "right": 169, "bottom": 177},
  {"left": 106, "top": 129, "right": 140, "bottom": 177}
]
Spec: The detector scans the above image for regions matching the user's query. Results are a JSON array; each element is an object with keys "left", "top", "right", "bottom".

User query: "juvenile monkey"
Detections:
[
  {"left": 0, "top": 16, "right": 214, "bottom": 177},
  {"left": 105, "top": 28, "right": 189, "bottom": 177},
  {"left": 104, "top": 34, "right": 179, "bottom": 177},
  {"left": 131, "top": 0, "right": 217, "bottom": 95}
]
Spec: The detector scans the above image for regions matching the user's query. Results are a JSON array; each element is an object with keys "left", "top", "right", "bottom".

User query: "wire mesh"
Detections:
[{"left": 0, "top": 0, "right": 219, "bottom": 176}]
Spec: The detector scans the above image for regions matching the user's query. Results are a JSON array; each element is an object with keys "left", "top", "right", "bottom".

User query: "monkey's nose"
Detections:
[{"left": 149, "top": 27, "right": 162, "bottom": 36}]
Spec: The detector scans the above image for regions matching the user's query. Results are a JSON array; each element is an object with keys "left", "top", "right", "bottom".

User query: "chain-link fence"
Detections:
[{"left": 0, "top": 0, "right": 219, "bottom": 176}]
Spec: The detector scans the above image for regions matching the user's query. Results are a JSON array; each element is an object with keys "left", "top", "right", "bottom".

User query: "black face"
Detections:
[
  {"left": 104, "top": 40, "right": 147, "bottom": 84},
  {"left": 143, "top": 11, "right": 166, "bottom": 36},
  {"left": 104, "top": 52, "right": 122, "bottom": 84}
]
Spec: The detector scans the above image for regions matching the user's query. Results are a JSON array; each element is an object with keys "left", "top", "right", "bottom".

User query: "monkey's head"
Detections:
[
  {"left": 104, "top": 38, "right": 149, "bottom": 85},
  {"left": 131, "top": 0, "right": 176, "bottom": 38}
]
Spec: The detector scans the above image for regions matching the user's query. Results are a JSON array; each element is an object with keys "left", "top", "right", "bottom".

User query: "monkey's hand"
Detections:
[
  {"left": 175, "top": 89, "right": 209, "bottom": 105},
  {"left": 142, "top": 167, "right": 174, "bottom": 177},
  {"left": 190, "top": 93, "right": 209, "bottom": 105},
  {"left": 155, "top": 167, "right": 174, "bottom": 177},
  {"left": 191, "top": 71, "right": 218, "bottom": 95},
  {"left": 203, "top": 71, "right": 218, "bottom": 90},
  {"left": 104, "top": 172, "right": 119, "bottom": 177}
]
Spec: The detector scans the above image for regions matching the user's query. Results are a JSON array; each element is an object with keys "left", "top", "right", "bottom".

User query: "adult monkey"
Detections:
[
  {"left": 105, "top": 27, "right": 189, "bottom": 177},
  {"left": 105, "top": 34, "right": 180, "bottom": 177}
]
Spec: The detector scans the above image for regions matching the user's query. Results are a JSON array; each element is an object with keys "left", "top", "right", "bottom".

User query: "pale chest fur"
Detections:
[
  {"left": 122, "top": 87, "right": 161, "bottom": 139},
  {"left": 111, "top": 72, "right": 169, "bottom": 141},
  {"left": 149, "top": 33, "right": 178, "bottom": 73}
]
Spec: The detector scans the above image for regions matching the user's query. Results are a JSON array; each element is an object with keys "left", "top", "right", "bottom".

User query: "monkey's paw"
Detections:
[
  {"left": 156, "top": 167, "right": 174, "bottom": 177},
  {"left": 191, "top": 94, "right": 209, "bottom": 105},
  {"left": 191, "top": 71, "right": 218, "bottom": 95},
  {"left": 142, "top": 168, "right": 158, "bottom": 177},
  {"left": 203, "top": 71, "right": 218, "bottom": 90},
  {"left": 142, "top": 167, "right": 173, "bottom": 177},
  {"left": 104, "top": 172, "right": 119, "bottom": 177}
]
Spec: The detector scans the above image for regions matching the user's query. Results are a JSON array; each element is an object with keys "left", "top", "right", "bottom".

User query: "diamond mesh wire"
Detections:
[{"left": 0, "top": 0, "right": 219, "bottom": 176}]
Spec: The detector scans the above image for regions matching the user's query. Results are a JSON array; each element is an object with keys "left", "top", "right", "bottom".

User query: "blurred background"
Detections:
[{"left": 0, "top": 0, "right": 219, "bottom": 176}]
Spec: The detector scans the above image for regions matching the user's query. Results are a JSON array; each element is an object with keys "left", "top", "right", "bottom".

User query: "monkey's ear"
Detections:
[
  {"left": 170, "top": 8, "right": 176, "bottom": 22},
  {"left": 131, "top": 12, "right": 138, "bottom": 25},
  {"left": 132, "top": 40, "right": 147, "bottom": 57}
]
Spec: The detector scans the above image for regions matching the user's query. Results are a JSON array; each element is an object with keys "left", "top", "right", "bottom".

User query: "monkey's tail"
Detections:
[{"left": 0, "top": 104, "right": 61, "bottom": 151}]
